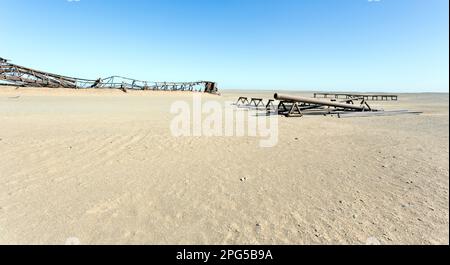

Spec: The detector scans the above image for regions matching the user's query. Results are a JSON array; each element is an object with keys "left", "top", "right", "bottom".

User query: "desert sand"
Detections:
[{"left": 0, "top": 86, "right": 448, "bottom": 244}]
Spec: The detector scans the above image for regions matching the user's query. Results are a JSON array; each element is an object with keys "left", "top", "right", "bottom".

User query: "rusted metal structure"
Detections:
[
  {"left": 249, "top": 98, "right": 264, "bottom": 108},
  {"left": 235, "top": 97, "right": 270, "bottom": 110},
  {"left": 313, "top": 92, "right": 398, "bottom": 101},
  {"left": 275, "top": 93, "right": 373, "bottom": 110},
  {"left": 272, "top": 93, "right": 421, "bottom": 117},
  {"left": 235, "top": 93, "right": 419, "bottom": 118},
  {"left": 235, "top": 97, "right": 250, "bottom": 106},
  {"left": 265, "top": 99, "right": 275, "bottom": 112},
  {"left": 0, "top": 57, "right": 218, "bottom": 94},
  {"left": 274, "top": 93, "right": 375, "bottom": 117}
]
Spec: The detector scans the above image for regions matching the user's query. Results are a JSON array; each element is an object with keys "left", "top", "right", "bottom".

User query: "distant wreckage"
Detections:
[{"left": 0, "top": 57, "right": 218, "bottom": 94}]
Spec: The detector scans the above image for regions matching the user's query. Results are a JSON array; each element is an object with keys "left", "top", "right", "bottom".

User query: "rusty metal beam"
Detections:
[{"left": 274, "top": 93, "right": 375, "bottom": 112}]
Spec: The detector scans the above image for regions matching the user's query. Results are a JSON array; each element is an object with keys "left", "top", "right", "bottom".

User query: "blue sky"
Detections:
[{"left": 1, "top": 0, "right": 448, "bottom": 92}]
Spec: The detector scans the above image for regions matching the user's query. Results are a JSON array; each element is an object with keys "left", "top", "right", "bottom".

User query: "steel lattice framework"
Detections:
[{"left": 0, "top": 57, "right": 218, "bottom": 93}]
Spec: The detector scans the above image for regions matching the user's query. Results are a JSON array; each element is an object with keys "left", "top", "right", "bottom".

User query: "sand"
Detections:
[{"left": 0, "top": 86, "right": 448, "bottom": 244}]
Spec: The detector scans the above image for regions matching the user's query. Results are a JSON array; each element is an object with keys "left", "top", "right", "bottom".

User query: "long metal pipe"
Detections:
[{"left": 274, "top": 93, "right": 372, "bottom": 111}]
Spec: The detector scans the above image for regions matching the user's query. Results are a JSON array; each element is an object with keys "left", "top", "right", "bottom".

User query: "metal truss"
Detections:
[{"left": 0, "top": 57, "right": 218, "bottom": 93}]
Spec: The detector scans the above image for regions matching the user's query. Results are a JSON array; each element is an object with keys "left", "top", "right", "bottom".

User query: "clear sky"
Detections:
[{"left": 1, "top": 0, "right": 448, "bottom": 92}]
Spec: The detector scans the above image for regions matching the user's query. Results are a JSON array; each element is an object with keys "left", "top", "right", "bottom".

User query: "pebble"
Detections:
[{"left": 240, "top": 177, "right": 247, "bottom": 182}]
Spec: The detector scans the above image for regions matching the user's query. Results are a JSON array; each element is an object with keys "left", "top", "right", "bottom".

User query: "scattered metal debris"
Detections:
[
  {"left": 234, "top": 93, "right": 420, "bottom": 118},
  {"left": 337, "top": 110, "right": 422, "bottom": 118},
  {"left": 313, "top": 92, "right": 398, "bottom": 101}
]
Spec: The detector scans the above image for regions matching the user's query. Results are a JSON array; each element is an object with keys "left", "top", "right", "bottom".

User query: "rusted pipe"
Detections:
[{"left": 274, "top": 93, "right": 373, "bottom": 111}]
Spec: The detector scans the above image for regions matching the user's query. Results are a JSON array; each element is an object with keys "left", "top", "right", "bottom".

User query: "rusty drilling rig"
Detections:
[{"left": 0, "top": 57, "right": 218, "bottom": 93}]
